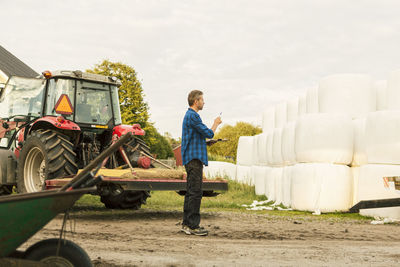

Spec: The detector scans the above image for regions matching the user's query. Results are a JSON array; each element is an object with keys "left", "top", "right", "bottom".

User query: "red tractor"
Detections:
[{"left": 0, "top": 70, "right": 152, "bottom": 209}]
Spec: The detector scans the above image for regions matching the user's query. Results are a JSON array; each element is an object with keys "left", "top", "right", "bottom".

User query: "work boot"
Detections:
[{"left": 189, "top": 226, "right": 208, "bottom": 236}]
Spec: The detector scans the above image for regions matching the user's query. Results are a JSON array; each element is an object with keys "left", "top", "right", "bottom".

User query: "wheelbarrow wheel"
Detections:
[
  {"left": 24, "top": 238, "right": 92, "bottom": 267},
  {"left": 17, "top": 130, "right": 78, "bottom": 193}
]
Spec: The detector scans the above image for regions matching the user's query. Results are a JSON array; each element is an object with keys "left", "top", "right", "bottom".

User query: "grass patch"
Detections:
[{"left": 74, "top": 180, "right": 369, "bottom": 221}]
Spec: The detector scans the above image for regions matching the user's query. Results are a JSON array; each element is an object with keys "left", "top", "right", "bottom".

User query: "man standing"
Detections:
[{"left": 180, "top": 90, "right": 222, "bottom": 236}]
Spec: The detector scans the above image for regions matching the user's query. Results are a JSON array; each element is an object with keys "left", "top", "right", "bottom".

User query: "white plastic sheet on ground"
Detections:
[
  {"left": 272, "top": 128, "right": 284, "bottom": 166},
  {"left": 275, "top": 102, "right": 287, "bottom": 128},
  {"left": 352, "top": 118, "right": 367, "bottom": 166},
  {"left": 273, "top": 167, "right": 283, "bottom": 205},
  {"left": 282, "top": 166, "right": 292, "bottom": 208},
  {"left": 318, "top": 74, "right": 375, "bottom": 119},
  {"left": 306, "top": 87, "right": 318, "bottom": 113},
  {"left": 365, "top": 111, "right": 400, "bottom": 165},
  {"left": 295, "top": 114, "right": 354, "bottom": 164},
  {"left": 287, "top": 97, "right": 299, "bottom": 122},
  {"left": 204, "top": 161, "right": 236, "bottom": 180},
  {"left": 236, "top": 165, "right": 253, "bottom": 185},
  {"left": 282, "top": 122, "right": 296, "bottom": 165},
  {"left": 375, "top": 80, "right": 387, "bottom": 111},
  {"left": 266, "top": 131, "right": 274, "bottom": 166},
  {"left": 358, "top": 164, "right": 400, "bottom": 219},
  {"left": 291, "top": 163, "right": 352, "bottom": 213},
  {"left": 386, "top": 69, "right": 400, "bottom": 110},
  {"left": 236, "top": 136, "right": 254, "bottom": 166},
  {"left": 264, "top": 167, "right": 275, "bottom": 201},
  {"left": 262, "top": 107, "right": 275, "bottom": 133},
  {"left": 253, "top": 166, "right": 268, "bottom": 196}
]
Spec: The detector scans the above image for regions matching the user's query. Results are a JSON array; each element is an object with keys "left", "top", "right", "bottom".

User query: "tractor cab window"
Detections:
[
  {"left": 0, "top": 76, "right": 45, "bottom": 119},
  {"left": 44, "top": 79, "right": 75, "bottom": 120},
  {"left": 75, "top": 80, "right": 113, "bottom": 125},
  {"left": 110, "top": 86, "right": 122, "bottom": 125}
]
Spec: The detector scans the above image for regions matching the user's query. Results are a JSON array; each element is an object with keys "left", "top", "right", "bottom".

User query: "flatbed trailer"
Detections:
[{"left": 350, "top": 176, "right": 400, "bottom": 213}]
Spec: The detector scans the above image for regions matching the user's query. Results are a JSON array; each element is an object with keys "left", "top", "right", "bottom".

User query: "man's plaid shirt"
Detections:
[{"left": 181, "top": 108, "right": 214, "bottom": 166}]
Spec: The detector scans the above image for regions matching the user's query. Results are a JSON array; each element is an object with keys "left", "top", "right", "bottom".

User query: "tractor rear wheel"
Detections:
[
  {"left": 100, "top": 136, "right": 151, "bottom": 210},
  {"left": 17, "top": 130, "right": 78, "bottom": 193}
]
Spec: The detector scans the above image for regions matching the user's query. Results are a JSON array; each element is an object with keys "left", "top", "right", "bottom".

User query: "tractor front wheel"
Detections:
[{"left": 17, "top": 130, "right": 78, "bottom": 193}]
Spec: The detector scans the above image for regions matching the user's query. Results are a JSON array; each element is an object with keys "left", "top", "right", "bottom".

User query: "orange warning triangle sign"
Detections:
[{"left": 54, "top": 94, "right": 74, "bottom": 115}]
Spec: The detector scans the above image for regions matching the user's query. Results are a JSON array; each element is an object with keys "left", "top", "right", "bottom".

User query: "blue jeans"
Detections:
[{"left": 183, "top": 159, "right": 203, "bottom": 229}]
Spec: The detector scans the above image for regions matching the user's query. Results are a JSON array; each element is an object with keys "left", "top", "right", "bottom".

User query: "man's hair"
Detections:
[{"left": 188, "top": 90, "right": 203, "bottom": 106}]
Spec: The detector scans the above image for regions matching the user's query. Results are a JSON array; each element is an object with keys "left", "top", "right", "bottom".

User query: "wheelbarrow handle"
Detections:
[{"left": 59, "top": 133, "right": 133, "bottom": 191}]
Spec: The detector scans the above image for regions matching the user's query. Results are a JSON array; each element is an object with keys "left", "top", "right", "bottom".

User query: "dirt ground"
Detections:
[{"left": 22, "top": 209, "right": 400, "bottom": 266}]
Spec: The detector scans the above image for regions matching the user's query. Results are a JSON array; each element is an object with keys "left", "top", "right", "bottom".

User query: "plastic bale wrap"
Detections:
[
  {"left": 262, "top": 107, "right": 275, "bottom": 133},
  {"left": 282, "top": 166, "right": 292, "bottom": 208},
  {"left": 298, "top": 95, "right": 307, "bottom": 116},
  {"left": 282, "top": 122, "right": 296, "bottom": 166},
  {"left": 266, "top": 130, "right": 274, "bottom": 166},
  {"left": 351, "top": 118, "right": 367, "bottom": 166},
  {"left": 275, "top": 102, "right": 287, "bottom": 128},
  {"left": 365, "top": 111, "right": 400, "bottom": 165},
  {"left": 291, "top": 163, "right": 352, "bottom": 213},
  {"left": 252, "top": 134, "right": 261, "bottom": 166},
  {"left": 204, "top": 161, "right": 236, "bottom": 180},
  {"left": 351, "top": 167, "right": 360, "bottom": 206},
  {"left": 236, "top": 136, "right": 254, "bottom": 166},
  {"left": 386, "top": 69, "right": 400, "bottom": 110},
  {"left": 273, "top": 167, "right": 284, "bottom": 205},
  {"left": 375, "top": 80, "right": 387, "bottom": 111},
  {"left": 265, "top": 167, "right": 275, "bottom": 201},
  {"left": 254, "top": 166, "right": 268, "bottom": 195},
  {"left": 318, "top": 74, "right": 376, "bottom": 119},
  {"left": 272, "top": 128, "right": 284, "bottom": 166},
  {"left": 258, "top": 133, "right": 268, "bottom": 165},
  {"left": 306, "top": 87, "right": 318, "bottom": 113},
  {"left": 358, "top": 164, "right": 400, "bottom": 219},
  {"left": 295, "top": 114, "right": 353, "bottom": 164},
  {"left": 236, "top": 164, "right": 252, "bottom": 185},
  {"left": 287, "top": 97, "right": 299, "bottom": 122}
]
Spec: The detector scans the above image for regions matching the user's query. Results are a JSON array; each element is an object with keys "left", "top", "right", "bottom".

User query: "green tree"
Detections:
[
  {"left": 208, "top": 122, "right": 262, "bottom": 162},
  {"left": 87, "top": 60, "right": 173, "bottom": 158}
]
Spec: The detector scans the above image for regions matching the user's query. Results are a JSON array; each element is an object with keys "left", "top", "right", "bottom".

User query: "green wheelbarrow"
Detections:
[{"left": 0, "top": 133, "right": 133, "bottom": 266}]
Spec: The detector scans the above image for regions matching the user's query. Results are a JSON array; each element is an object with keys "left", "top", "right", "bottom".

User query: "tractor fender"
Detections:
[
  {"left": 29, "top": 116, "right": 81, "bottom": 134},
  {"left": 113, "top": 124, "right": 145, "bottom": 137}
]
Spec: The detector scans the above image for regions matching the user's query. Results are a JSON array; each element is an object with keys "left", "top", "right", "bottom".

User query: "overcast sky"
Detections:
[{"left": 2, "top": 0, "right": 400, "bottom": 137}]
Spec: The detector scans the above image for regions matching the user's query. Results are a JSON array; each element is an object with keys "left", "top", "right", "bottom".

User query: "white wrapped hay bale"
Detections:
[
  {"left": 298, "top": 95, "right": 307, "bottom": 116},
  {"left": 266, "top": 131, "right": 274, "bottom": 166},
  {"left": 257, "top": 133, "right": 268, "bottom": 165},
  {"left": 291, "top": 163, "right": 352, "bottom": 213},
  {"left": 204, "top": 161, "right": 236, "bottom": 180},
  {"left": 295, "top": 114, "right": 354, "bottom": 164},
  {"left": 252, "top": 134, "right": 261, "bottom": 166},
  {"left": 375, "top": 80, "right": 387, "bottom": 111},
  {"left": 306, "top": 87, "right": 318, "bottom": 113},
  {"left": 282, "top": 122, "right": 296, "bottom": 165},
  {"left": 275, "top": 102, "right": 287, "bottom": 128},
  {"left": 365, "top": 111, "right": 400, "bottom": 164},
  {"left": 358, "top": 164, "right": 400, "bottom": 219},
  {"left": 351, "top": 167, "right": 360, "bottom": 206},
  {"left": 236, "top": 136, "right": 254, "bottom": 166},
  {"left": 254, "top": 166, "right": 268, "bottom": 196},
  {"left": 273, "top": 167, "right": 284, "bottom": 205},
  {"left": 236, "top": 164, "right": 252, "bottom": 185},
  {"left": 287, "top": 97, "right": 299, "bottom": 122},
  {"left": 318, "top": 74, "right": 375, "bottom": 119},
  {"left": 265, "top": 167, "right": 275, "bottom": 201},
  {"left": 262, "top": 107, "right": 275, "bottom": 132},
  {"left": 386, "top": 69, "right": 400, "bottom": 110},
  {"left": 282, "top": 166, "right": 292, "bottom": 208},
  {"left": 351, "top": 118, "right": 367, "bottom": 166},
  {"left": 272, "top": 128, "right": 284, "bottom": 166}
]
